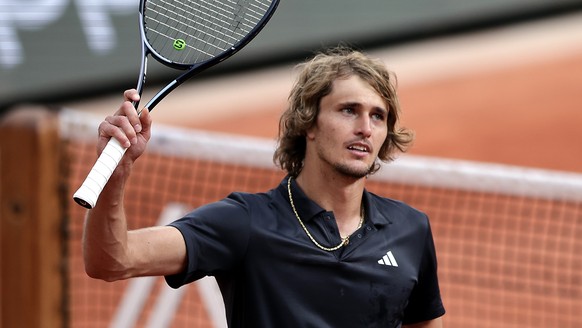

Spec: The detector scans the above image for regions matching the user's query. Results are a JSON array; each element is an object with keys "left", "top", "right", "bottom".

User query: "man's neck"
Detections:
[{"left": 295, "top": 170, "right": 365, "bottom": 231}]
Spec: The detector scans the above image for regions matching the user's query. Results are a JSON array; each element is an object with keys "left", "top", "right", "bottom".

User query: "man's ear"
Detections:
[{"left": 305, "top": 125, "right": 317, "bottom": 140}]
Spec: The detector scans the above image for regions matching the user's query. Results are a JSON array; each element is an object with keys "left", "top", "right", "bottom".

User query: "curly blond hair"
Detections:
[{"left": 273, "top": 46, "right": 414, "bottom": 177}]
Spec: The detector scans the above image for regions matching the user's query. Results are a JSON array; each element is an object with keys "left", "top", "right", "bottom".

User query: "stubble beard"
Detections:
[
  {"left": 333, "top": 162, "right": 374, "bottom": 179},
  {"left": 314, "top": 142, "right": 375, "bottom": 179}
]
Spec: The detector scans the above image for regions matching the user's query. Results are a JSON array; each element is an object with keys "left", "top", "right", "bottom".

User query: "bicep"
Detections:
[{"left": 127, "top": 225, "right": 187, "bottom": 277}]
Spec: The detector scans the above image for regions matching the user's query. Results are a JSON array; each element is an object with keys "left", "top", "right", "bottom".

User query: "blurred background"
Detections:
[
  {"left": 2, "top": 0, "right": 582, "bottom": 327},
  {"left": 2, "top": 0, "right": 581, "bottom": 171}
]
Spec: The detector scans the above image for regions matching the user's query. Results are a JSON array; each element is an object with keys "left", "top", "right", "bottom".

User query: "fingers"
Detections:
[
  {"left": 139, "top": 107, "right": 152, "bottom": 136},
  {"left": 118, "top": 89, "right": 142, "bottom": 134},
  {"left": 99, "top": 89, "right": 147, "bottom": 148},
  {"left": 100, "top": 116, "right": 135, "bottom": 148},
  {"left": 123, "top": 89, "right": 140, "bottom": 103}
]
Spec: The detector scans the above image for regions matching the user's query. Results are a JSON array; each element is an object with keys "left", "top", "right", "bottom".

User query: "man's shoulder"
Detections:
[
  {"left": 227, "top": 187, "right": 277, "bottom": 202},
  {"left": 224, "top": 185, "right": 282, "bottom": 209},
  {"left": 366, "top": 192, "right": 428, "bottom": 224},
  {"left": 368, "top": 192, "right": 422, "bottom": 212}
]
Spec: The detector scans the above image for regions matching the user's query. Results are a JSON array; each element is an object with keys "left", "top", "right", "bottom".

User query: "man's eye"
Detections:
[
  {"left": 342, "top": 108, "right": 355, "bottom": 114},
  {"left": 372, "top": 113, "right": 385, "bottom": 121}
]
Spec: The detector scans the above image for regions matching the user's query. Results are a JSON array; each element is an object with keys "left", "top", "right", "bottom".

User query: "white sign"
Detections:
[{"left": 0, "top": 0, "right": 135, "bottom": 68}]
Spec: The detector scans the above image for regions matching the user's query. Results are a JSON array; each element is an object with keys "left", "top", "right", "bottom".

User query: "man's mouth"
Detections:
[{"left": 347, "top": 143, "right": 371, "bottom": 153}]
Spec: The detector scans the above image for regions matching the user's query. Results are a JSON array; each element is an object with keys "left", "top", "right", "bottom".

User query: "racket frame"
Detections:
[
  {"left": 137, "top": 0, "right": 280, "bottom": 110},
  {"left": 73, "top": 0, "right": 280, "bottom": 208}
]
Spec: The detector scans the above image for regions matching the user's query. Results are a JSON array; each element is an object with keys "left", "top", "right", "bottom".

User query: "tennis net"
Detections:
[{"left": 60, "top": 108, "right": 582, "bottom": 328}]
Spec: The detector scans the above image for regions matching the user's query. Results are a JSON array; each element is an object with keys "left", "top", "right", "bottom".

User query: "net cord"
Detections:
[{"left": 60, "top": 108, "right": 582, "bottom": 202}]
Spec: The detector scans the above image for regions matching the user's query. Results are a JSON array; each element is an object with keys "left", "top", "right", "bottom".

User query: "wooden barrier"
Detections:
[{"left": 0, "top": 106, "right": 64, "bottom": 328}]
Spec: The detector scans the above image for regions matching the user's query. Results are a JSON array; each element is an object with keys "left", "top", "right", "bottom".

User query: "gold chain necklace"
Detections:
[{"left": 287, "top": 177, "right": 364, "bottom": 252}]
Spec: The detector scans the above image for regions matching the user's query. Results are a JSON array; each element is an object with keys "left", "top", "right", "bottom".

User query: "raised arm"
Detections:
[{"left": 82, "top": 90, "right": 187, "bottom": 281}]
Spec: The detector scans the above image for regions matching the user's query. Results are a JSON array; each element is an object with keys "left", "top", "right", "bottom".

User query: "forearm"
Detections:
[
  {"left": 80, "top": 97, "right": 187, "bottom": 280},
  {"left": 82, "top": 163, "right": 187, "bottom": 280},
  {"left": 82, "top": 167, "right": 133, "bottom": 281},
  {"left": 82, "top": 91, "right": 157, "bottom": 281}
]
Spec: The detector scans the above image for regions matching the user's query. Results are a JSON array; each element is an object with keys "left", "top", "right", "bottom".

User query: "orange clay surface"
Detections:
[
  {"left": 184, "top": 51, "right": 582, "bottom": 174},
  {"left": 71, "top": 16, "right": 582, "bottom": 174}
]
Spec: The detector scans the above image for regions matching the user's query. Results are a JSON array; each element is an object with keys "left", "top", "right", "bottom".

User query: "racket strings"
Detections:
[
  {"left": 148, "top": 0, "right": 248, "bottom": 59},
  {"left": 144, "top": 0, "right": 272, "bottom": 65}
]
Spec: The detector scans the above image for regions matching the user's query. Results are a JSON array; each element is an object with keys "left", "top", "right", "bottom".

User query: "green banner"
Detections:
[{"left": 1, "top": 0, "right": 580, "bottom": 108}]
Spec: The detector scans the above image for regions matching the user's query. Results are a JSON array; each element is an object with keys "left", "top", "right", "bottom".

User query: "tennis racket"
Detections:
[{"left": 73, "top": 0, "right": 280, "bottom": 209}]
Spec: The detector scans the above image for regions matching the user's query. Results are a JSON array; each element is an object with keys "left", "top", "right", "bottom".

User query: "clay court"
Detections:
[
  {"left": 187, "top": 23, "right": 582, "bottom": 175},
  {"left": 69, "top": 12, "right": 582, "bottom": 174},
  {"left": 186, "top": 50, "right": 582, "bottom": 174}
]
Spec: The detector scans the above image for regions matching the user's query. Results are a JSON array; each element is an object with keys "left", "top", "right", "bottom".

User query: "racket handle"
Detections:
[{"left": 73, "top": 138, "right": 128, "bottom": 209}]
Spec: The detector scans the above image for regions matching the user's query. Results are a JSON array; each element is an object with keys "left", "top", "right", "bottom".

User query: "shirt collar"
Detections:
[
  {"left": 279, "top": 176, "right": 325, "bottom": 223},
  {"left": 362, "top": 189, "right": 393, "bottom": 227},
  {"left": 278, "top": 176, "right": 392, "bottom": 226}
]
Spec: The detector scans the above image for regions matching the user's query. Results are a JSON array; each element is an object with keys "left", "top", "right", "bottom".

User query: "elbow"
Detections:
[
  {"left": 84, "top": 262, "right": 124, "bottom": 282},
  {"left": 84, "top": 264, "right": 118, "bottom": 282},
  {"left": 83, "top": 253, "right": 131, "bottom": 282}
]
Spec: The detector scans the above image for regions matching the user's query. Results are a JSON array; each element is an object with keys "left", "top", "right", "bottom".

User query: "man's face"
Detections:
[{"left": 306, "top": 75, "right": 388, "bottom": 179}]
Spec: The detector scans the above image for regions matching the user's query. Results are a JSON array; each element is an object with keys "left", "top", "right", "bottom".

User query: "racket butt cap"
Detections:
[{"left": 73, "top": 190, "right": 96, "bottom": 209}]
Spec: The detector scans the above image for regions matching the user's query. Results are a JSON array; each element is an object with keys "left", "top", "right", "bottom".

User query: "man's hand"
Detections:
[{"left": 97, "top": 89, "right": 152, "bottom": 172}]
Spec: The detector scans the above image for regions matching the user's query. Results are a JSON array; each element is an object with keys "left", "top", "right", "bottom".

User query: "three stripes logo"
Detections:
[{"left": 378, "top": 251, "right": 398, "bottom": 267}]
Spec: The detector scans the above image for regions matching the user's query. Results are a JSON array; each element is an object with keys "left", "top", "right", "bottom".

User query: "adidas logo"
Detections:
[{"left": 377, "top": 251, "right": 398, "bottom": 267}]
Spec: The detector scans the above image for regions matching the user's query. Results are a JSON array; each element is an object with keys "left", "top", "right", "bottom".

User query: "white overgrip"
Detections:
[{"left": 73, "top": 138, "right": 127, "bottom": 209}]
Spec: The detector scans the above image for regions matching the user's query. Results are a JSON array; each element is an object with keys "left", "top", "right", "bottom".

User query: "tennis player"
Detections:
[{"left": 84, "top": 46, "right": 445, "bottom": 327}]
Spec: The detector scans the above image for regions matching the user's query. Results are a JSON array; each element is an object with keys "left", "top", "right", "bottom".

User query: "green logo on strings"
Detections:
[{"left": 173, "top": 39, "right": 186, "bottom": 50}]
